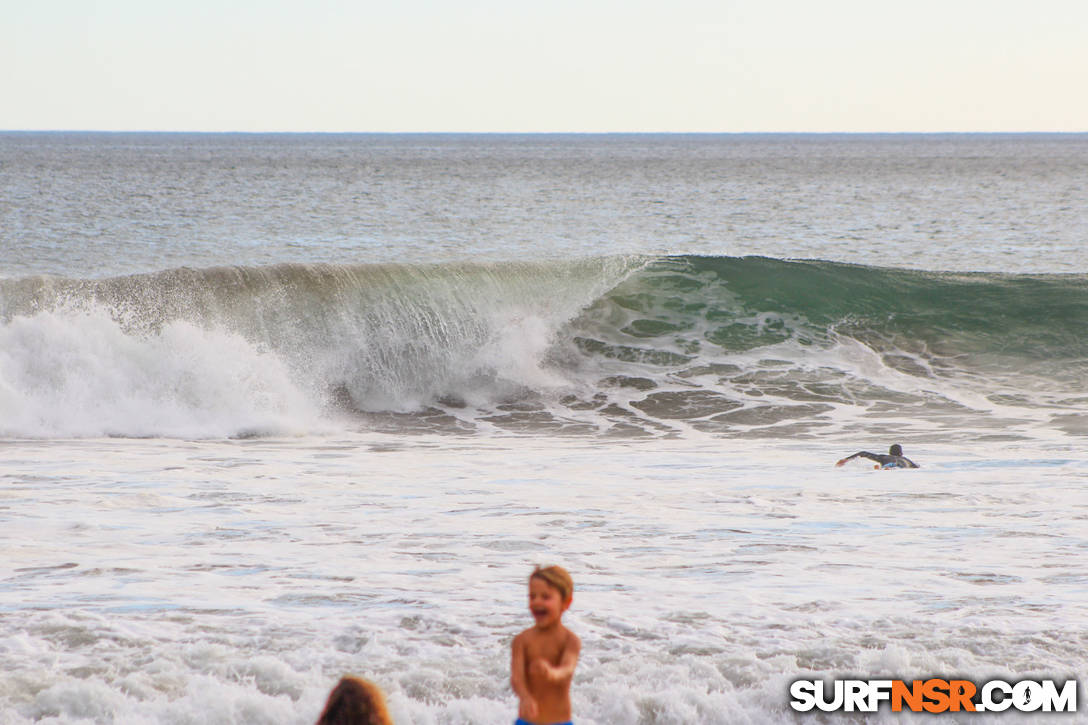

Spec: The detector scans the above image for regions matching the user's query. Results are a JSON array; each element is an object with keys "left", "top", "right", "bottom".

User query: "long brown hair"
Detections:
[{"left": 315, "top": 676, "right": 393, "bottom": 725}]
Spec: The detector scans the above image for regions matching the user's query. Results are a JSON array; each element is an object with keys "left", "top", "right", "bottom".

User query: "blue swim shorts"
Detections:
[{"left": 515, "top": 719, "right": 572, "bottom": 725}]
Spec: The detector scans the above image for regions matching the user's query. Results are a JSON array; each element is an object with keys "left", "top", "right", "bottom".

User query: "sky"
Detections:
[{"left": 2, "top": 0, "right": 1086, "bottom": 133}]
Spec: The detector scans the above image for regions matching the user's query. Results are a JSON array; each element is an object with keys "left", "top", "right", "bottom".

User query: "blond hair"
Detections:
[{"left": 530, "top": 565, "right": 574, "bottom": 602}]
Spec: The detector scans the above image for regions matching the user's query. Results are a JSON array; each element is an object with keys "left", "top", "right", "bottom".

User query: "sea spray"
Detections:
[
  {"left": 0, "top": 258, "right": 643, "bottom": 437},
  {"left": 2, "top": 255, "right": 1086, "bottom": 440},
  {"left": 0, "top": 309, "right": 317, "bottom": 438}
]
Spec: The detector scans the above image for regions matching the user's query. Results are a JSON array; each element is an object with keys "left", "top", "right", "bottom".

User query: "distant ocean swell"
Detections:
[{"left": 1, "top": 256, "right": 1085, "bottom": 439}]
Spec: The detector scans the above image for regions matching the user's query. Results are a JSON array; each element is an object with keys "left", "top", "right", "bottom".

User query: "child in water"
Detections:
[
  {"left": 315, "top": 676, "right": 392, "bottom": 725},
  {"left": 510, "top": 565, "right": 582, "bottom": 725}
]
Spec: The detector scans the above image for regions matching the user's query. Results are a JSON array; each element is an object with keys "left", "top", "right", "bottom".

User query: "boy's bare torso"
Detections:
[{"left": 513, "top": 625, "right": 579, "bottom": 724}]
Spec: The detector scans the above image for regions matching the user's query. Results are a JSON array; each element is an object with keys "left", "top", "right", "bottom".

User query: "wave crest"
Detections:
[{"left": 1, "top": 256, "right": 1085, "bottom": 439}]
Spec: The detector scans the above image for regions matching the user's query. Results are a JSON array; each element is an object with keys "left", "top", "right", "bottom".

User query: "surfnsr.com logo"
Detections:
[{"left": 789, "top": 679, "right": 1078, "bottom": 713}]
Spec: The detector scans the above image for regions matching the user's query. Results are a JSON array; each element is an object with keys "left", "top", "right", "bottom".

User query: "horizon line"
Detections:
[{"left": 3, "top": 129, "right": 1086, "bottom": 136}]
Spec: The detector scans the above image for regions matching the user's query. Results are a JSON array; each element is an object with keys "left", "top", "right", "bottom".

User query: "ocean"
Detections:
[{"left": 1, "top": 132, "right": 1086, "bottom": 724}]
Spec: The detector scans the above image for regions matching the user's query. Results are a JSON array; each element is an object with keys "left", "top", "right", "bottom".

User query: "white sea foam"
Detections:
[
  {"left": 1, "top": 436, "right": 1085, "bottom": 723},
  {"left": 0, "top": 309, "right": 320, "bottom": 438}
]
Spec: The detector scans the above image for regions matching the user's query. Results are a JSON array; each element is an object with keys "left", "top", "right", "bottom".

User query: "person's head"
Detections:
[
  {"left": 889, "top": 444, "right": 903, "bottom": 456},
  {"left": 528, "top": 565, "right": 573, "bottom": 628},
  {"left": 315, "top": 676, "right": 392, "bottom": 725}
]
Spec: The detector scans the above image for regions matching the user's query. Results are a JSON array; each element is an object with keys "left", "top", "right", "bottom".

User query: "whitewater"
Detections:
[{"left": 1, "top": 133, "right": 1087, "bottom": 724}]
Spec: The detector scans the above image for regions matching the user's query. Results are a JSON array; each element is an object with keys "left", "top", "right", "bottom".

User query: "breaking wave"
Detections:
[{"left": 1, "top": 256, "right": 1085, "bottom": 439}]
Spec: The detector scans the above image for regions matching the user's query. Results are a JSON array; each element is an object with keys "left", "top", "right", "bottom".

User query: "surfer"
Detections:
[{"left": 836, "top": 443, "right": 918, "bottom": 469}]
